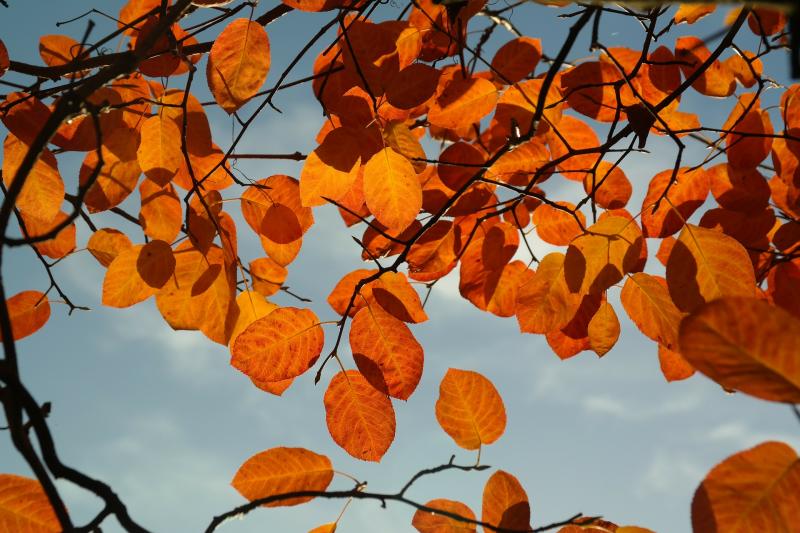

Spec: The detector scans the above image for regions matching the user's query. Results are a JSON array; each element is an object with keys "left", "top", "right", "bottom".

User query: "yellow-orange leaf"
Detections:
[
  {"left": 324, "top": 370, "right": 396, "bottom": 462},
  {"left": 137, "top": 115, "right": 182, "bottom": 186},
  {"left": 1, "top": 291, "right": 50, "bottom": 341},
  {"left": 658, "top": 345, "right": 695, "bottom": 382},
  {"left": 87, "top": 228, "right": 133, "bottom": 267},
  {"left": 516, "top": 253, "right": 580, "bottom": 335},
  {"left": 674, "top": 4, "right": 716, "bottom": 24},
  {"left": 39, "top": 34, "right": 85, "bottom": 77},
  {"left": 692, "top": 441, "right": 800, "bottom": 532},
  {"left": 300, "top": 127, "right": 362, "bottom": 207},
  {"left": 435, "top": 368, "right": 506, "bottom": 450},
  {"left": 139, "top": 178, "right": 182, "bottom": 243},
  {"left": 364, "top": 147, "right": 421, "bottom": 231},
  {"left": 102, "top": 245, "right": 157, "bottom": 308},
  {"left": 532, "top": 202, "right": 585, "bottom": 246},
  {"left": 0, "top": 474, "right": 59, "bottom": 532},
  {"left": 641, "top": 167, "right": 709, "bottom": 238},
  {"left": 413, "top": 499, "right": 476, "bottom": 533},
  {"left": 588, "top": 300, "right": 620, "bottom": 357},
  {"left": 2, "top": 134, "right": 64, "bottom": 223},
  {"left": 308, "top": 523, "right": 337, "bottom": 533},
  {"left": 666, "top": 225, "right": 755, "bottom": 313},
  {"left": 620, "top": 273, "right": 683, "bottom": 351},
  {"left": 207, "top": 19, "right": 270, "bottom": 113},
  {"left": 371, "top": 272, "right": 427, "bottom": 323},
  {"left": 428, "top": 76, "right": 497, "bottom": 131},
  {"left": 19, "top": 210, "right": 75, "bottom": 260},
  {"left": 81, "top": 127, "right": 141, "bottom": 213},
  {"left": 327, "top": 268, "right": 378, "bottom": 316},
  {"left": 679, "top": 297, "right": 800, "bottom": 403},
  {"left": 231, "top": 447, "right": 333, "bottom": 507},
  {"left": 481, "top": 470, "right": 530, "bottom": 533},
  {"left": 249, "top": 257, "right": 288, "bottom": 298},
  {"left": 565, "top": 216, "right": 643, "bottom": 295},
  {"left": 350, "top": 305, "right": 424, "bottom": 400},
  {"left": 230, "top": 290, "right": 278, "bottom": 346},
  {"left": 231, "top": 307, "right": 323, "bottom": 382}
]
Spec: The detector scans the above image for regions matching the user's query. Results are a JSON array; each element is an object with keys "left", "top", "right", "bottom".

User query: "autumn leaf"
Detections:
[
  {"left": 413, "top": 499, "right": 477, "bottom": 533},
  {"left": 207, "top": 19, "right": 270, "bottom": 113},
  {"left": 324, "top": 370, "right": 396, "bottom": 462},
  {"left": 0, "top": 474, "right": 60, "bottom": 532},
  {"left": 679, "top": 297, "right": 800, "bottom": 403},
  {"left": 692, "top": 441, "right": 800, "bottom": 532},
  {"left": 231, "top": 447, "right": 333, "bottom": 507},
  {"left": 435, "top": 368, "right": 506, "bottom": 450},
  {"left": 363, "top": 147, "right": 422, "bottom": 231},
  {"left": 481, "top": 470, "right": 531, "bottom": 533}
]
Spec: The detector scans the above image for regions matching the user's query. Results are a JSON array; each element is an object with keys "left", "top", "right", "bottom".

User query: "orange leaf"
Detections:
[
  {"left": 139, "top": 178, "right": 182, "bottom": 243},
  {"left": 674, "top": 4, "right": 716, "bottom": 24},
  {"left": 2, "top": 134, "right": 64, "bottom": 223},
  {"left": 39, "top": 34, "right": 85, "bottom": 77},
  {"left": 707, "top": 164, "right": 770, "bottom": 214},
  {"left": 327, "top": 268, "right": 378, "bottom": 316},
  {"left": 308, "top": 523, "right": 337, "bottom": 533},
  {"left": 231, "top": 447, "right": 333, "bottom": 507},
  {"left": 666, "top": 224, "right": 755, "bottom": 313},
  {"left": 413, "top": 499, "right": 476, "bottom": 533},
  {"left": 102, "top": 244, "right": 158, "bottom": 307},
  {"left": 588, "top": 300, "right": 620, "bottom": 357},
  {"left": 350, "top": 305, "right": 424, "bottom": 400},
  {"left": 723, "top": 94, "right": 773, "bottom": 170},
  {"left": 19, "top": 210, "right": 76, "bottom": 260},
  {"left": 481, "top": 470, "right": 530, "bottom": 533},
  {"left": 532, "top": 202, "right": 585, "bottom": 246},
  {"left": 231, "top": 307, "right": 323, "bottom": 382},
  {"left": 81, "top": 127, "right": 141, "bottom": 213},
  {"left": 243, "top": 175, "right": 313, "bottom": 235},
  {"left": 582, "top": 161, "right": 632, "bottom": 210},
  {"left": 207, "top": 19, "right": 270, "bottom": 113},
  {"left": 428, "top": 76, "right": 497, "bottom": 131},
  {"left": 371, "top": 272, "right": 428, "bottom": 323},
  {"left": 658, "top": 345, "right": 695, "bottom": 382},
  {"left": 260, "top": 203, "right": 302, "bottom": 244},
  {"left": 87, "top": 228, "right": 133, "bottom": 267},
  {"left": 491, "top": 37, "right": 542, "bottom": 85},
  {"left": 324, "top": 369, "right": 396, "bottom": 462},
  {"left": 249, "top": 257, "right": 288, "bottom": 298},
  {"left": 675, "top": 36, "right": 735, "bottom": 97},
  {"left": 641, "top": 167, "right": 709, "bottom": 238},
  {"left": 561, "top": 61, "right": 623, "bottom": 122},
  {"left": 435, "top": 368, "right": 506, "bottom": 450},
  {"left": 137, "top": 240, "right": 176, "bottom": 289},
  {"left": 385, "top": 63, "right": 440, "bottom": 110},
  {"left": 137, "top": 114, "right": 182, "bottom": 186},
  {"left": 679, "top": 297, "right": 800, "bottom": 403},
  {"left": 516, "top": 253, "right": 581, "bottom": 334},
  {"left": 564, "top": 216, "right": 644, "bottom": 295},
  {"left": 0, "top": 473, "right": 59, "bottom": 532},
  {"left": 230, "top": 290, "right": 278, "bottom": 347},
  {"left": 692, "top": 441, "right": 800, "bottom": 531},
  {"left": 1, "top": 291, "right": 50, "bottom": 341},
  {"left": 300, "top": 127, "right": 362, "bottom": 207},
  {"left": 620, "top": 273, "right": 683, "bottom": 351},
  {"left": 363, "top": 147, "right": 422, "bottom": 231}
]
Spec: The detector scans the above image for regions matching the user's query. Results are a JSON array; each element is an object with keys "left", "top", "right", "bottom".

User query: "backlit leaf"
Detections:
[
  {"left": 350, "top": 305, "right": 424, "bottom": 400},
  {"left": 516, "top": 253, "right": 580, "bottom": 335},
  {"left": 1, "top": 291, "right": 50, "bottom": 341},
  {"left": 679, "top": 297, "right": 800, "bottom": 403},
  {"left": 588, "top": 300, "right": 620, "bottom": 357},
  {"left": 324, "top": 370, "right": 396, "bottom": 462},
  {"left": 481, "top": 470, "right": 530, "bottom": 533},
  {"left": 364, "top": 147, "right": 422, "bottom": 231},
  {"left": 641, "top": 167, "right": 709, "bottom": 238},
  {"left": 231, "top": 447, "right": 333, "bottom": 507},
  {"left": 231, "top": 307, "right": 324, "bottom": 382},
  {"left": 207, "top": 19, "right": 270, "bottom": 113},
  {"left": 428, "top": 76, "right": 497, "bottom": 131},
  {"left": 3, "top": 134, "right": 64, "bottom": 223},
  {"left": 87, "top": 228, "right": 133, "bottom": 267},
  {"left": 435, "top": 368, "right": 506, "bottom": 450},
  {"left": 413, "top": 499, "right": 476, "bottom": 533},
  {"left": 137, "top": 114, "right": 182, "bottom": 186},
  {"left": 692, "top": 441, "right": 800, "bottom": 531},
  {"left": 0, "top": 474, "right": 59, "bottom": 532},
  {"left": 621, "top": 273, "right": 683, "bottom": 351}
]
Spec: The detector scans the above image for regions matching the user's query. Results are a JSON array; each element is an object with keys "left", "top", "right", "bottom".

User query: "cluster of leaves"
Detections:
[{"left": 1, "top": 0, "right": 800, "bottom": 531}]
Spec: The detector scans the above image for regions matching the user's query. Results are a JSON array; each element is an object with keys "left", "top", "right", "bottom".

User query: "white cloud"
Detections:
[{"left": 637, "top": 449, "right": 703, "bottom": 496}]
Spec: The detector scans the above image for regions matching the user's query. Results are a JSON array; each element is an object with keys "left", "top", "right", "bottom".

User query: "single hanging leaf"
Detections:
[
  {"left": 435, "top": 368, "right": 506, "bottom": 450},
  {"left": 679, "top": 297, "right": 800, "bottom": 403},
  {"left": 620, "top": 273, "right": 683, "bottom": 351},
  {"left": 0, "top": 474, "right": 60, "bottom": 532},
  {"left": 81, "top": 126, "right": 142, "bottom": 213},
  {"left": 207, "top": 18, "right": 270, "bottom": 113},
  {"left": 588, "top": 299, "right": 620, "bottom": 357},
  {"left": 658, "top": 345, "right": 695, "bottom": 382},
  {"left": 18, "top": 210, "right": 76, "bottom": 260},
  {"left": 350, "top": 305, "right": 424, "bottom": 400},
  {"left": 692, "top": 441, "right": 800, "bottom": 532},
  {"left": 324, "top": 370, "right": 396, "bottom": 462},
  {"left": 87, "top": 228, "right": 133, "bottom": 267},
  {"left": 1, "top": 291, "right": 50, "bottom": 341},
  {"left": 231, "top": 447, "right": 333, "bottom": 507},
  {"left": 666, "top": 225, "right": 755, "bottom": 314},
  {"left": 363, "top": 147, "right": 422, "bottom": 231},
  {"left": 231, "top": 307, "right": 324, "bottom": 382},
  {"left": 481, "top": 470, "right": 531, "bottom": 533},
  {"left": 413, "top": 499, "right": 477, "bottom": 533}
]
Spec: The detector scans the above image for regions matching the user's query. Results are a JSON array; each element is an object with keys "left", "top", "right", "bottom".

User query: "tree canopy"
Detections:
[{"left": 1, "top": 0, "right": 799, "bottom": 532}]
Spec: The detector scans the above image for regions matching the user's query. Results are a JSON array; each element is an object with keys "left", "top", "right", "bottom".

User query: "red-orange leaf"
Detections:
[
  {"left": 428, "top": 76, "right": 497, "bottom": 131},
  {"left": 350, "top": 305, "right": 424, "bottom": 400},
  {"left": 324, "top": 370, "right": 396, "bottom": 462},
  {"left": 0, "top": 474, "right": 59, "bottom": 532},
  {"left": 207, "top": 19, "right": 270, "bottom": 113},
  {"left": 491, "top": 37, "right": 541, "bottom": 85},
  {"left": 260, "top": 203, "right": 302, "bottom": 244},
  {"left": 621, "top": 273, "right": 683, "bottom": 351},
  {"left": 137, "top": 240, "right": 175, "bottom": 289},
  {"left": 413, "top": 499, "right": 477, "bottom": 533},
  {"left": 364, "top": 147, "right": 422, "bottom": 231},
  {"left": 1, "top": 291, "right": 50, "bottom": 341},
  {"left": 39, "top": 34, "right": 85, "bottom": 77},
  {"left": 231, "top": 307, "right": 324, "bottom": 382},
  {"left": 658, "top": 345, "right": 695, "bottom": 382},
  {"left": 692, "top": 441, "right": 800, "bottom": 532},
  {"left": 481, "top": 470, "right": 531, "bottom": 533},
  {"left": 641, "top": 167, "right": 709, "bottom": 238},
  {"left": 679, "top": 297, "right": 800, "bottom": 403},
  {"left": 533, "top": 202, "right": 585, "bottom": 246},
  {"left": 0, "top": 39, "right": 9, "bottom": 78},
  {"left": 435, "top": 368, "right": 506, "bottom": 450},
  {"left": 371, "top": 272, "right": 428, "bottom": 323},
  {"left": 231, "top": 447, "right": 333, "bottom": 507}
]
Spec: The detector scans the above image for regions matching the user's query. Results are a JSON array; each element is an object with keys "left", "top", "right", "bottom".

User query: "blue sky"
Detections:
[{"left": 2, "top": 1, "right": 799, "bottom": 532}]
